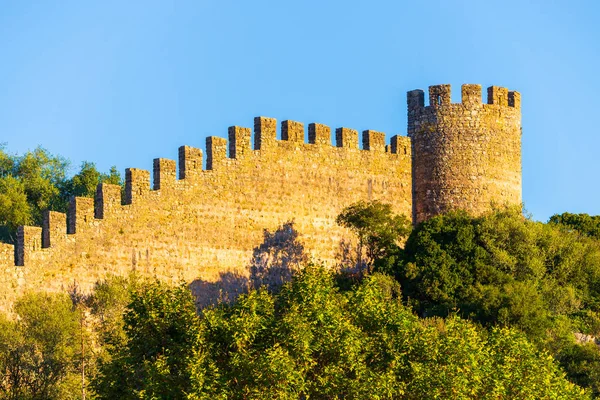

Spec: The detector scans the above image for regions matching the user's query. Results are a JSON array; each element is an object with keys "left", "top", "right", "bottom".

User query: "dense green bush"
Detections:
[
  {"left": 398, "top": 208, "right": 600, "bottom": 395},
  {"left": 91, "top": 267, "right": 586, "bottom": 399},
  {"left": 0, "top": 292, "right": 84, "bottom": 400},
  {"left": 550, "top": 212, "right": 600, "bottom": 240},
  {"left": 400, "top": 210, "right": 600, "bottom": 337},
  {"left": 92, "top": 281, "right": 199, "bottom": 400}
]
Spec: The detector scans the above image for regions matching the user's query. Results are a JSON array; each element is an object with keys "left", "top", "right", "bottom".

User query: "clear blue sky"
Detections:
[{"left": 1, "top": 0, "right": 598, "bottom": 221}]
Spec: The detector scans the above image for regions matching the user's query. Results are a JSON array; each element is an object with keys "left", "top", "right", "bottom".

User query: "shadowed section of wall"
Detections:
[
  {"left": 408, "top": 84, "right": 522, "bottom": 224},
  {"left": 0, "top": 118, "right": 411, "bottom": 311}
]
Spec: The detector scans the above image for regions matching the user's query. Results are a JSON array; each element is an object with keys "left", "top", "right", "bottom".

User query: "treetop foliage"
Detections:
[
  {"left": 0, "top": 292, "right": 83, "bottom": 400},
  {"left": 398, "top": 208, "right": 600, "bottom": 396},
  {"left": 0, "top": 145, "right": 121, "bottom": 243},
  {"left": 89, "top": 267, "right": 588, "bottom": 399},
  {"left": 336, "top": 200, "right": 411, "bottom": 275},
  {"left": 92, "top": 281, "right": 199, "bottom": 399},
  {"left": 400, "top": 209, "right": 600, "bottom": 337},
  {"left": 550, "top": 212, "right": 600, "bottom": 240}
]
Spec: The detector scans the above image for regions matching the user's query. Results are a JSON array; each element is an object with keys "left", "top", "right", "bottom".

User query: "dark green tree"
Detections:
[
  {"left": 336, "top": 200, "right": 411, "bottom": 275},
  {"left": 60, "top": 162, "right": 122, "bottom": 202},
  {"left": 0, "top": 176, "right": 32, "bottom": 239},
  {"left": 550, "top": 212, "right": 600, "bottom": 240},
  {"left": 87, "top": 275, "right": 133, "bottom": 355},
  {"left": 14, "top": 147, "right": 70, "bottom": 221}
]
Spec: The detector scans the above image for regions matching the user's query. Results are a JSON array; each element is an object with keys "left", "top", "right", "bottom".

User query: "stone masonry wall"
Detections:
[
  {"left": 408, "top": 84, "right": 522, "bottom": 224},
  {"left": 0, "top": 117, "right": 412, "bottom": 311}
]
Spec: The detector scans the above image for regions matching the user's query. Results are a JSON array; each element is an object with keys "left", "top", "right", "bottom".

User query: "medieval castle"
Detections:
[{"left": 0, "top": 83, "right": 521, "bottom": 309}]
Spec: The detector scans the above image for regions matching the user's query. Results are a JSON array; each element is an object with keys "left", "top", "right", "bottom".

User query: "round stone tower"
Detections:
[{"left": 407, "top": 84, "right": 522, "bottom": 224}]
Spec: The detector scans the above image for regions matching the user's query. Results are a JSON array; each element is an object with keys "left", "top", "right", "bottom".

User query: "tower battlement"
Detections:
[{"left": 408, "top": 84, "right": 521, "bottom": 110}]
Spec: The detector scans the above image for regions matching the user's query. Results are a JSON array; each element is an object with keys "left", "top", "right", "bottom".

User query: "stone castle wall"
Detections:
[
  {"left": 0, "top": 117, "right": 412, "bottom": 311},
  {"left": 408, "top": 84, "right": 522, "bottom": 224},
  {"left": 0, "top": 83, "right": 522, "bottom": 311}
]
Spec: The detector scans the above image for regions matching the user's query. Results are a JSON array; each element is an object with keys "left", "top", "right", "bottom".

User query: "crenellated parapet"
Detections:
[
  {"left": 125, "top": 168, "right": 151, "bottom": 204},
  {"left": 363, "top": 130, "right": 385, "bottom": 152},
  {"left": 408, "top": 83, "right": 522, "bottom": 223},
  {"left": 153, "top": 159, "right": 177, "bottom": 190},
  {"left": 281, "top": 120, "right": 304, "bottom": 143},
  {"left": 43, "top": 211, "right": 66, "bottom": 248},
  {"left": 68, "top": 197, "right": 95, "bottom": 234},
  {"left": 95, "top": 183, "right": 121, "bottom": 219},
  {"left": 206, "top": 136, "right": 228, "bottom": 170},
  {"left": 335, "top": 128, "right": 358, "bottom": 149},
  {"left": 16, "top": 226, "right": 42, "bottom": 266},
  {"left": 308, "top": 123, "right": 331, "bottom": 146},
  {"left": 178, "top": 145, "right": 203, "bottom": 180},
  {"left": 254, "top": 117, "right": 277, "bottom": 150},
  {"left": 407, "top": 83, "right": 520, "bottom": 112},
  {"left": 228, "top": 126, "right": 251, "bottom": 159}
]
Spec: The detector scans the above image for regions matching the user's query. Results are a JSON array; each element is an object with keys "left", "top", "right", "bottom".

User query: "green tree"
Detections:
[
  {"left": 400, "top": 210, "right": 600, "bottom": 334},
  {"left": 399, "top": 209, "right": 600, "bottom": 395},
  {"left": 550, "top": 212, "right": 600, "bottom": 240},
  {"left": 336, "top": 200, "right": 411, "bottom": 275},
  {"left": 92, "top": 281, "right": 200, "bottom": 400},
  {"left": 0, "top": 292, "right": 83, "bottom": 400},
  {"left": 557, "top": 341, "right": 600, "bottom": 396},
  {"left": 193, "top": 267, "right": 412, "bottom": 398},
  {"left": 87, "top": 275, "right": 133, "bottom": 356},
  {"left": 101, "top": 165, "right": 122, "bottom": 186},
  {"left": 60, "top": 162, "right": 122, "bottom": 201},
  {"left": 0, "top": 145, "right": 122, "bottom": 243},
  {"left": 68, "top": 282, "right": 94, "bottom": 400},
  {"left": 64, "top": 161, "right": 102, "bottom": 199},
  {"left": 0, "top": 146, "right": 68, "bottom": 240},
  {"left": 406, "top": 317, "right": 587, "bottom": 399},
  {"left": 15, "top": 147, "right": 70, "bottom": 222},
  {"left": 0, "top": 176, "right": 32, "bottom": 241},
  {"left": 0, "top": 144, "right": 14, "bottom": 178},
  {"left": 188, "top": 266, "right": 587, "bottom": 399}
]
